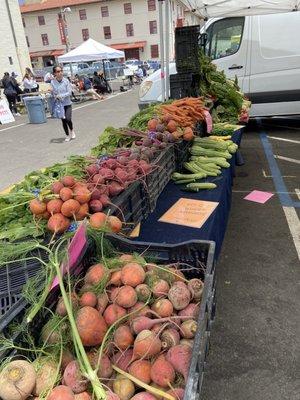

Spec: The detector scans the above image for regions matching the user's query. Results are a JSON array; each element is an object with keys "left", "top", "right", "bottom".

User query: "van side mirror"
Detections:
[{"left": 200, "top": 33, "right": 207, "bottom": 48}]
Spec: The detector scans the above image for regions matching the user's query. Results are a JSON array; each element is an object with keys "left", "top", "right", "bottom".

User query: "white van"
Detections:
[{"left": 139, "top": 12, "right": 300, "bottom": 117}]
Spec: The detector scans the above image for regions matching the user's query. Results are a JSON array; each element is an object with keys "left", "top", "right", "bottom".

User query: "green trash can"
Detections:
[{"left": 23, "top": 96, "right": 47, "bottom": 124}]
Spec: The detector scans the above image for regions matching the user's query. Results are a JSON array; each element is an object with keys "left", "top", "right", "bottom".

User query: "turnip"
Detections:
[
  {"left": 151, "top": 299, "right": 173, "bottom": 317},
  {"left": 161, "top": 328, "right": 180, "bottom": 350},
  {"left": 0, "top": 360, "right": 36, "bottom": 400},
  {"left": 63, "top": 360, "right": 88, "bottom": 394},
  {"left": 168, "top": 282, "right": 191, "bottom": 310},
  {"left": 166, "top": 345, "right": 192, "bottom": 382}
]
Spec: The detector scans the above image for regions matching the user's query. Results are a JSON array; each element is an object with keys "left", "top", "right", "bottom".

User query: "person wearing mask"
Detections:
[
  {"left": 50, "top": 65, "right": 75, "bottom": 142},
  {"left": 23, "top": 71, "right": 38, "bottom": 93},
  {"left": 81, "top": 75, "right": 104, "bottom": 100},
  {"left": 2, "top": 72, "right": 20, "bottom": 116}
]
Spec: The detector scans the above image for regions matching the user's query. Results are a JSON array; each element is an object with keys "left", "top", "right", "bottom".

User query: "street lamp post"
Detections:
[{"left": 61, "top": 7, "right": 73, "bottom": 76}]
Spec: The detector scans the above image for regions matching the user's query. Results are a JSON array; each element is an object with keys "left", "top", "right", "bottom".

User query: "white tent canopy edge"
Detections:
[
  {"left": 188, "top": 0, "right": 300, "bottom": 19},
  {"left": 58, "top": 38, "right": 124, "bottom": 63}
]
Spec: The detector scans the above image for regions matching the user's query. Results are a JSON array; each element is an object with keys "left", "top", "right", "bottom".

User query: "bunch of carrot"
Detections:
[{"left": 160, "top": 98, "right": 206, "bottom": 128}]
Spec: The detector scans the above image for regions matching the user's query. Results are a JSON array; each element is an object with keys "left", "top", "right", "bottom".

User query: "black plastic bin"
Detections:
[
  {"left": 175, "top": 25, "right": 201, "bottom": 74},
  {"left": 174, "top": 140, "right": 193, "bottom": 172},
  {"left": 170, "top": 73, "right": 198, "bottom": 99},
  {"left": 142, "top": 144, "right": 176, "bottom": 211}
]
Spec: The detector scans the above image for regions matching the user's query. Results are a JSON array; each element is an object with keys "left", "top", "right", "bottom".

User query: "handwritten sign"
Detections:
[
  {"left": 0, "top": 99, "right": 15, "bottom": 124},
  {"left": 244, "top": 190, "right": 274, "bottom": 204},
  {"left": 51, "top": 223, "right": 88, "bottom": 290},
  {"left": 159, "top": 198, "right": 219, "bottom": 229}
]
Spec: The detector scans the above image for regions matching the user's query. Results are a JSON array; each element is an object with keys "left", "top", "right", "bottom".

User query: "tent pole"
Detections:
[
  {"left": 165, "top": 0, "right": 170, "bottom": 101},
  {"left": 158, "top": 0, "right": 165, "bottom": 102}
]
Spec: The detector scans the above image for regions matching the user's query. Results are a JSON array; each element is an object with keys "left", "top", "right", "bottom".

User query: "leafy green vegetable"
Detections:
[
  {"left": 128, "top": 104, "right": 160, "bottom": 131},
  {"left": 90, "top": 126, "right": 135, "bottom": 156}
]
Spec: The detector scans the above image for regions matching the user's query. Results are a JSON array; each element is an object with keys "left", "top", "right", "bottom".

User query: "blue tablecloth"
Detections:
[{"left": 133, "top": 129, "right": 243, "bottom": 259}]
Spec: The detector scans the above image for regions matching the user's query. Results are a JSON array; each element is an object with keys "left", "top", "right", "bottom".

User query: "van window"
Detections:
[{"left": 207, "top": 17, "right": 244, "bottom": 60}]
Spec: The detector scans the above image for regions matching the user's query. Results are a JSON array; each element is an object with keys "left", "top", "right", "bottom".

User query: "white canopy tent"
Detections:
[
  {"left": 190, "top": 1, "right": 300, "bottom": 19},
  {"left": 160, "top": 0, "right": 300, "bottom": 101},
  {"left": 58, "top": 38, "right": 124, "bottom": 63}
]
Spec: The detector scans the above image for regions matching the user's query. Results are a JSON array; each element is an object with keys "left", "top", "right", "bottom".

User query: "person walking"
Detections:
[
  {"left": 51, "top": 65, "right": 75, "bottom": 142},
  {"left": 2, "top": 72, "right": 20, "bottom": 116}
]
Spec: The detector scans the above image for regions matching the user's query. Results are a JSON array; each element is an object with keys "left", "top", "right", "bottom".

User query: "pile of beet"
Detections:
[
  {"left": 35, "top": 254, "right": 203, "bottom": 399},
  {"left": 28, "top": 175, "right": 122, "bottom": 234}
]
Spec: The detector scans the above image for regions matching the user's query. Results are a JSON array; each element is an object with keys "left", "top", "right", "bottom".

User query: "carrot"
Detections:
[
  {"left": 84, "top": 263, "right": 106, "bottom": 285},
  {"left": 121, "top": 263, "right": 146, "bottom": 287},
  {"left": 76, "top": 306, "right": 108, "bottom": 346},
  {"left": 114, "top": 285, "right": 138, "bottom": 308},
  {"left": 114, "top": 325, "right": 134, "bottom": 350}
]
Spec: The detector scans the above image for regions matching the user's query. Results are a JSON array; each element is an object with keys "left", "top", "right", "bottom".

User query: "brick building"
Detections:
[{"left": 20, "top": 0, "right": 201, "bottom": 68}]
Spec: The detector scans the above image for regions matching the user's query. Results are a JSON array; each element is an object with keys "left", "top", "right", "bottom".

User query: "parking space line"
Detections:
[
  {"left": 274, "top": 155, "right": 300, "bottom": 164},
  {"left": 282, "top": 206, "right": 300, "bottom": 261},
  {"left": 268, "top": 136, "right": 300, "bottom": 144},
  {"left": 260, "top": 133, "right": 300, "bottom": 208},
  {"left": 0, "top": 122, "right": 27, "bottom": 132}
]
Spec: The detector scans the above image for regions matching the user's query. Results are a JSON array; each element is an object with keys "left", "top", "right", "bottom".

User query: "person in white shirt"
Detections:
[{"left": 23, "top": 71, "right": 38, "bottom": 93}]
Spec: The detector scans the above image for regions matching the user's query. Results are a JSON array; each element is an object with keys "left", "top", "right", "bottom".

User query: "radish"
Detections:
[
  {"left": 150, "top": 355, "right": 175, "bottom": 388},
  {"left": 166, "top": 345, "right": 192, "bottom": 382},
  {"left": 133, "top": 329, "right": 161, "bottom": 359}
]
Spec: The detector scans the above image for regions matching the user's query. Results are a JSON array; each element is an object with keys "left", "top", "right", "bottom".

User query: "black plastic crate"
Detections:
[
  {"left": 174, "top": 140, "right": 192, "bottom": 172},
  {"left": 170, "top": 73, "right": 201, "bottom": 100},
  {"left": 143, "top": 145, "right": 176, "bottom": 211},
  {"left": 106, "top": 180, "right": 148, "bottom": 225},
  {"left": 175, "top": 25, "right": 201, "bottom": 74},
  {"left": 0, "top": 246, "right": 49, "bottom": 332},
  {"left": 2, "top": 235, "right": 216, "bottom": 400}
]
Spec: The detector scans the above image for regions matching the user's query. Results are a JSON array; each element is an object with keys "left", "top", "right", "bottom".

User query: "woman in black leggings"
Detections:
[{"left": 51, "top": 66, "right": 75, "bottom": 142}]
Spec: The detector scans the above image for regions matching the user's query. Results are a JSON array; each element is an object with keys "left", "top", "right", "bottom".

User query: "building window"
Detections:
[
  {"left": 151, "top": 44, "right": 159, "bottom": 58},
  {"left": 26, "top": 36, "right": 30, "bottom": 47},
  {"left": 101, "top": 5, "right": 109, "bottom": 17},
  {"left": 103, "top": 26, "right": 111, "bottom": 39},
  {"left": 79, "top": 9, "right": 87, "bottom": 20},
  {"left": 149, "top": 20, "right": 157, "bottom": 34},
  {"left": 126, "top": 23, "right": 134, "bottom": 37},
  {"left": 41, "top": 33, "right": 49, "bottom": 46},
  {"left": 82, "top": 28, "right": 89, "bottom": 41},
  {"left": 8, "top": 57, "right": 13, "bottom": 65},
  {"left": 148, "top": 0, "right": 156, "bottom": 11},
  {"left": 22, "top": 17, "right": 26, "bottom": 28},
  {"left": 124, "top": 3, "right": 132, "bottom": 14},
  {"left": 38, "top": 15, "right": 45, "bottom": 25}
]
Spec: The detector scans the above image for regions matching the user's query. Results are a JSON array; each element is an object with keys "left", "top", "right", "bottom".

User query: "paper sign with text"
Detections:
[
  {"left": 0, "top": 99, "right": 15, "bottom": 124},
  {"left": 159, "top": 198, "right": 219, "bottom": 229},
  {"left": 51, "top": 223, "right": 87, "bottom": 290}
]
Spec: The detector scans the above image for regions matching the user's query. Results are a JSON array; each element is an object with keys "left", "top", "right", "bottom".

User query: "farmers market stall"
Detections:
[{"left": 133, "top": 129, "right": 243, "bottom": 258}]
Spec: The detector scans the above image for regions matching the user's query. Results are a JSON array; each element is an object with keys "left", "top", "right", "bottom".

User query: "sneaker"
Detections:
[
  {"left": 65, "top": 136, "right": 71, "bottom": 142},
  {"left": 71, "top": 131, "right": 76, "bottom": 140}
]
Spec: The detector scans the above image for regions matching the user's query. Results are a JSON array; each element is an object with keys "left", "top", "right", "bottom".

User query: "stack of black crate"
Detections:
[{"left": 170, "top": 25, "right": 201, "bottom": 100}]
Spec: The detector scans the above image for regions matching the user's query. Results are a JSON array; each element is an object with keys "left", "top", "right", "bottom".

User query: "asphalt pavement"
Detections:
[
  {"left": 202, "top": 119, "right": 300, "bottom": 400},
  {"left": 0, "top": 88, "right": 140, "bottom": 190}
]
